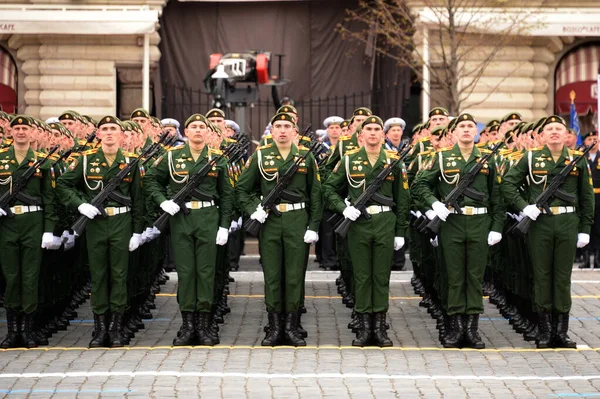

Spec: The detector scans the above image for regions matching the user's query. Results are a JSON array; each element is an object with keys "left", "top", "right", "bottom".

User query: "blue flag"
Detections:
[{"left": 570, "top": 102, "right": 581, "bottom": 145}]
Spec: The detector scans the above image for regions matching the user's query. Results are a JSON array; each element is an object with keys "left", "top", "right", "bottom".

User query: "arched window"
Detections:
[
  {"left": 0, "top": 47, "right": 17, "bottom": 114},
  {"left": 554, "top": 43, "right": 600, "bottom": 132}
]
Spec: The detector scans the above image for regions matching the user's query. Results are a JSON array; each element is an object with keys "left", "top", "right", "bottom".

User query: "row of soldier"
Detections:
[{"left": 0, "top": 103, "right": 595, "bottom": 350}]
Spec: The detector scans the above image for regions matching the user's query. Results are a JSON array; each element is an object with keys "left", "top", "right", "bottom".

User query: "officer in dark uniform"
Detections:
[{"left": 580, "top": 130, "right": 600, "bottom": 269}]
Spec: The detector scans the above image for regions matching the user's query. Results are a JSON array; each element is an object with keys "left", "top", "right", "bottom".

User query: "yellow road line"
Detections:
[
  {"left": 154, "top": 293, "right": 600, "bottom": 300},
  {"left": 1, "top": 345, "right": 597, "bottom": 353}
]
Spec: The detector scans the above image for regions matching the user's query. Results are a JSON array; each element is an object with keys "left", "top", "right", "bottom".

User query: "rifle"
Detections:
[
  {"left": 152, "top": 136, "right": 247, "bottom": 232},
  {"left": 421, "top": 141, "right": 504, "bottom": 236},
  {"left": 332, "top": 142, "right": 412, "bottom": 238},
  {"left": 51, "top": 131, "right": 97, "bottom": 168},
  {"left": 0, "top": 146, "right": 59, "bottom": 218},
  {"left": 243, "top": 139, "right": 322, "bottom": 236},
  {"left": 71, "top": 131, "right": 170, "bottom": 236},
  {"left": 140, "top": 133, "right": 179, "bottom": 167},
  {"left": 512, "top": 143, "right": 595, "bottom": 236}
]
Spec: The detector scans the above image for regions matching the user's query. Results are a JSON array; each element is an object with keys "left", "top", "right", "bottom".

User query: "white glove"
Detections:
[
  {"left": 304, "top": 230, "right": 319, "bottom": 244},
  {"left": 64, "top": 232, "right": 75, "bottom": 250},
  {"left": 487, "top": 231, "right": 502, "bottom": 246},
  {"left": 431, "top": 201, "right": 451, "bottom": 221},
  {"left": 0, "top": 208, "right": 6, "bottom": 217},
  {"left": 78, "top": 203, "right": 101, "bottom": 219},
  {"left": 250, "top": 205, "right": 268, "bottom": 224},
  {"left": 129, "top": 233, "right": 142, "bottom": 252},
  {"left": 394, "top": 237, "right": 405, "bottom": 251},
  {"left": 229, "top": 219, "right": 239, "bottom": 233},
  {"left": 51, "top": 235, "right": 62, "bottom": 250},
  {"left": 415, "top": 210, "right": 422, "bottom": 218},
  {"left": 577, "top": 233, "right": 590, "bottom": 248},
  {"left": 237, "top": 216, "right": 243, "bottom": 226},
  {"left": 151, "top": 226, "right": 161, "bottom": 239},
  {"left": 425, "top": 210, "right": 437, "bottom": 221},
  {"left": 343, "top": 206, "right": 361, "bottom": 221},
  {"left": 430, "top": 236, "right": 439, "bottom": 247},
  {"left": 61, "top": 230, "right": 70, "bottom": 244},
  {"left": 160, "top": 200, "right": 180, "bottom": 216},
  {"left": 216, "top": 227, "right": 229, "bottom": 246},
  {"left": 41, "top": 232, "right": 56, "bottom": 250},
  {"left": 141, "top": 227, "right": 151, "bottom": 244},
  {"left": 515, "top": 212, "right": 524, "bottom": 222},
  {"left": 522, "top": 204, "right": 541, "bottom": 221}
]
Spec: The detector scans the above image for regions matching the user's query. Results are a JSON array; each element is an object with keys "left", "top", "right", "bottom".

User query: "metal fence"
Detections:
[{"left": 161, "top": 82, "right": 410, "bottom": 142}]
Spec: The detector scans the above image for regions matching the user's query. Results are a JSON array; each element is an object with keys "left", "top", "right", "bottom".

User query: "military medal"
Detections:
[
  {"left": 535, "top": 163, "right": 539, "bottom": 167},
  {"left": 181, "top": 164, "right": 186, "bottom": 169},
  {"left": 540, "top": 162, "right": 545, "bottom": 168},
  {"left": 451, "top": 161, "right": 456, "bottom": 167},
  {"left": 176, "top": 164, "right": 181, "bottom": 169},
  {"left": 270, "top": 160, "right": 275, "bottom": 166},
  {"left": 358, "top": 165, "right": 363, "bottom": 171}
]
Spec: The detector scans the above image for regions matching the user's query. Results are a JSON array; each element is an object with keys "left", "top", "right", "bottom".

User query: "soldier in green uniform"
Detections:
[
  {"left": 501, "top": 115, "right": 594, "bottom": 348},
  {"left": 0, "top": 116, "right": 59, "bottom": 348},
  {"left": 144, "top": 113, "right": 234, "bottom": 346},
  {"left": 412, "top": 113, "right": 505, "bottom": 349},
  {"left": 324, "top": 115, "right": 409, "bottom": 347},
  {"left": 56, "top": 116, "right": 144, "bottom": 348},
  {"left": 236, "top": 112, "right": 322, "bottom": 347}
]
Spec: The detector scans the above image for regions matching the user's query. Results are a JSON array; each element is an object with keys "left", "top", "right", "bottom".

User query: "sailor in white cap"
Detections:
[
  {"left": 161, "top": 118, "right": 185, "bottom": 145},
  {"left": 383, "top": 117, "right": 406, "bottom": 151},
  {"left": 224, "top": 120, "right": 240, "bottom": 138},
  {"left": 322, "top": 116, "right": 344, "bottom": 151}
]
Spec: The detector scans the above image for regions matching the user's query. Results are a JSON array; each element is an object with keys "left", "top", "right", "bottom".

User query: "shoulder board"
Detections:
[
  {"left": 37, "top": 151, "right": 59, "bottom": 160},
  {"left": 81, "top": 149, "right": 98, "bottom": 156},
  {"left": 0, "top": 147, "right": 10, "bottom": 154},
  {"left": 124, "top": 151, "right": 139, "bottom": 158},
  {"left": 385, "top": 150, "right": 400, "bottom": 160},
  {"left": 439, "top": 146, "right": 454, "bottom": 152},
  {"left": 263, "top": 134, "right": 272, "bottom": 139},
  {"left": 225, "top": 137, "right": 236, "bottom": 143},
  {"left": 167, "top": 144, "right": 185, "bottom": 152},
  {"left": 531, "top": 146, "right": 544, "bottom": 151},
  {"left": 420, "top": 150, "right": 432, "bottom": 156},
  {"left": 480, "top": 148, "right": 492, "bottom": 154},
  {"left": 340, "top": 135, "right": 352, "bottom": 141},
  {"left": 210, "top": 148, "right": 223, "bottom": 155},
  {"left": 298, "top": 145, "right": 310, "bottom": 151},
  {"left": 499, "top": 148, "right": 513, "bottom": 155},
  {"left": 257, "top": 144, "right": 273, "bottom": 150},
  {"left": 475, "top": 142, "right": 487, "bottom": 148},
  {"left": 345, "top": 148, "right": 360, "bottom": 155},
  {"left": 569, "top": 149, "right": 583, "bottom": 156}
]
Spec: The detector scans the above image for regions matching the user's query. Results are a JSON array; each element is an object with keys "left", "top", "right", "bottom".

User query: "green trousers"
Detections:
[
  {"left": 259, "top": 210, "right": 308, "bottom": 313},
  {"left": 86, "top": 213, "right": 132, "bottom": 314},
  {"left": 170, "top": 206, "right": 219, "bottom": 312},
  {"left": 439, "top": 214, "right": 489, "bottom": 315},
  {"left": 347, "top": 212, "right": 395, "bottom": 313},
  {"left": 527, "top": 213, "right": 577, "bottom": 313},
  {"left": 0, "top": 211, "right": 43, "bottom": 314}
]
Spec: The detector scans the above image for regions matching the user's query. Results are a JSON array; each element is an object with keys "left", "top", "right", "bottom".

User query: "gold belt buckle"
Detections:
[
  {"left": 13, "top": 205, "right": 23, "bottom": 215},
  {"left": 279, "top": 204, "right": 288, "bottom": 212},
  {"left": 464, "top": 207, "right": 473, "bottom": 216},
  {"left": 106, "top": 207, "right": 115, "bottom": 216},
  {"left": 551, "top": 206, "right": 560, "bottom": 214},
  {"left": 191, "top": 202, "right": 200, "bottom": 209}
]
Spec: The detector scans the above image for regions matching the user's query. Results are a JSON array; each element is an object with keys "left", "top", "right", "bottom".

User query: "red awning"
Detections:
[{"left": 555, "top": 81, "right": 598, "bottom": 114}]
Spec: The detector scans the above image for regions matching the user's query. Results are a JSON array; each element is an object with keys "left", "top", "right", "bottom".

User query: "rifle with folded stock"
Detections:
[
  {"left": 511, "top": 143, "right": 594, "bottom": 236},
  {"left": 71, "top": 132, "right": 170, "bottom": 236},
  {"left": 243, "top": 139, "right": 321, "bottom": 236},
  {"left": 420, "top": 141, "right": 503, "bottom": 236},
  {"left": 328, "top": 142, "right": 411, "bottom": 238},
  {"left": 152, "top": 136, "right": 248, "bottom": 232},
  {"left": 0, "top": 146, "right": 59, "bottom": 217}
]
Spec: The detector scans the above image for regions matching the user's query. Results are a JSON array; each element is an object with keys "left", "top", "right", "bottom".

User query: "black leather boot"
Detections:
[
  {"left": 352, "top": 313, "right": 372, "bottom": 347},
  {"left": 108, "top": 313, "right": 127, "bottom": 348},
  {"left": 89, "top": 313, "right": 109, "bottom": 348},
  {"left": 443, "top": 315, "right": 464, "bottom": 348},
  {"left": 201, "top": 312, "right": 220, "bottom": 345},
  {"left": 463, "top": 315, "right": 485, "bottom": 349},
  {"left": 1, "top": 310, "right": 21, "bottom": 349},
  {"left": 284, "top": 312, "right": 306, "bottom": 346},
  {"left": 296, "top": 310, "right": 308, "bottom": 338},
  {"left": 372, "top": 312, "right": 393, "bottom": 347},
  {"left": 173, "top": 312, "right": 196, "bottom": 346},
  {"left": 261, "top": 312, "right": 283, "bottom": 346},
  {"left": 536, "top": 312, "right": 552, "bottom": 349},
  {"left": 18, "top": 313, "right": 37, "bottom": 349},
  {"left": 195, "top": 312, "right": 217, "bottom": 346},
  {"left": 553, "top": 313, "right": 576, "bottom": 348}
]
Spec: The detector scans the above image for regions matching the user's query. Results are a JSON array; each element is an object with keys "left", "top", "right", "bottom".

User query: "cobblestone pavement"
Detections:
[{"left": 2, "top": 266, "right": 600, "bottom": 398}]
